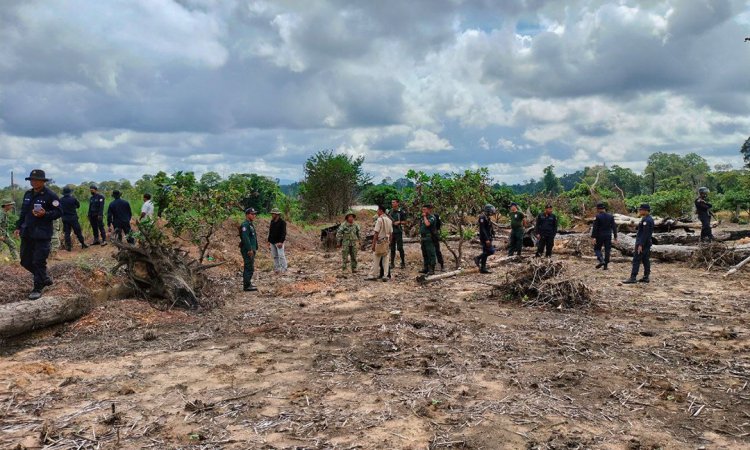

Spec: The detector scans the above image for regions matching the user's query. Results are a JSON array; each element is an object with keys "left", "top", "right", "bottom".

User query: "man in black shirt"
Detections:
[
  {"left": 591, "top": 203, "right": 617, "bottom": 270},
  {"left": 60, "top": 186, "right": 88, "bottom": 251},
  {"left": 695, "top": 187, "right": 713, "bottom": 242},
  {"left": 534, "top": 204, "right": 558, "bottom": 257},
  {"left": 268, "top": 208, "right": 288, "bottom": 273},
  {"left": 107, "top": 190, "right": 134, "bottom": 244},
  {"left": 88, "top": 185, "right": 107, "bottom": 245}
]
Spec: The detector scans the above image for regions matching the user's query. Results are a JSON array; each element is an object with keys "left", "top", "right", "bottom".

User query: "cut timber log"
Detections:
[
  {"left": 613, "top": 234, "right": 750, "bottom": 262},
  {"left": 0, "top": 295, "right": 91, "bottom": 338},
  {"left": 417, "top": 255, "right": 521, "bottom": 284},
  {"left": 724, "top": 254, "right": 750, "bottom": 277},
  {"left": 609, "top": 213, "right": 715, "bottom": 233}
]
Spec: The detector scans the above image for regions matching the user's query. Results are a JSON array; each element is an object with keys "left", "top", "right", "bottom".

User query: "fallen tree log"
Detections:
[
  {"left": 417, "top": 255, "right": 521, "bottom": 283},
  {"left": 0, "top": 295, "right": 91, "bottom": 338},
  {"left": 613, "top": 234, "right": 750, "bottom": 262},
  {"left": 607, "top": 214, "right": 715, "bottom": 233},
  {"left": 724, "top": 254, "right": 750, "bottom": 277}
]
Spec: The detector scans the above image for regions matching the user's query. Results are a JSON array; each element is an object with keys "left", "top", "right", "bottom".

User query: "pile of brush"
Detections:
[{"left": 494, "top": 259, "right": 593, "bottom": 309}]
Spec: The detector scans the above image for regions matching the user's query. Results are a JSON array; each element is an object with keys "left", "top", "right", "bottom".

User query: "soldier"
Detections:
[
  {"left": 0, "top": 198, "right": 19, "bottom": 260},
  {"left": 507, "top": 202, "right": 526, "bottom": 256},
  {"left": 60, "top": 186, "right": 88, "bottom": 251},
  {"left": 419, "top": 204, "right": 437, "bottom": 275},
  {"left": 336, "top": 211, "right": 360, "bottom": 273},
  {"left": 428, "top": 205, "right": 445, "bottom": 271},
  {"left": 474, "top": 204, "right": 496, "bottom": 274},
  {"left": 591, "top": 202, "right": 617, "bottom": 270},
  {"left": 14, "top": 169, "right": 63, "bottom": 299},
  {"left": 623, "top": 204, "right": 654, "bottom": 284},
  {"left": 50, "top": 218, "right": 62, "bottom": 255},
  {"left": 107, "top": 190, "right": 134, "bottom": 244},
  {"left": 695, "top": 187, "right": 714, "bottom": 242},
  {"left": 534, "top": 204, "right": 558, "bottom": 258},
  {"left": 388, "top": 199, "right": 406, "bottom": 269},
  {"left": 240, "top": 207, "right": 259, "bottom": 291},
  {"left": 88, "top": 185, "right": 107, "bottom": 245}
]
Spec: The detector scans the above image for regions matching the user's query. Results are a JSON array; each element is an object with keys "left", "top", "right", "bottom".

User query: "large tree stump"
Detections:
[{"left": 0, "top": 296, "right": 90, "bottom": 338}]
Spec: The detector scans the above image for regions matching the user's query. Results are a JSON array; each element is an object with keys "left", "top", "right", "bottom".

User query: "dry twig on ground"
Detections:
[{"left": 690, "top": 242, "right": 745, "bottom": 271}]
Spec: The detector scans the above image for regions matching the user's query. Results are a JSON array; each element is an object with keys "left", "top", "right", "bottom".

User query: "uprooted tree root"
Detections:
[
  {"left": 690, "top": 242, "right": 746, "bottom": 271},
  {"left": 492, "top": 259, "right": 593, "bottom": 309}
]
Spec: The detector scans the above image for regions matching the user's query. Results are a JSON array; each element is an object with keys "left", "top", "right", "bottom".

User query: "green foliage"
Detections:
[
  {"left": 299, "top": 150, "right": 371, "bottom": 219},
  {"left": 360, "top": 184, "right": 401, "bottom": 208},
  {"left": 542, "top": 165, "right": 562, "bottom": 194},
  {"left": 223, "top": 173, "right": 281, "bottom": 213},
  {"left": 490, "top": 185, "right": 519, "bottom": 214},
  {"left": 643, "top": 152, "right": 709, "bottom": 194},
  {"left": 741, "top": 137, "right": 750, "bottom": 169},
  {"left": 626, "top": 189, "right": 693, "bottom": 217}
]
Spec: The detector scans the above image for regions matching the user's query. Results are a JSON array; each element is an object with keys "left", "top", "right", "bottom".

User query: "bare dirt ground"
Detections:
[{"left": 1, "top": 221, "right": 749, "bottom": 449}]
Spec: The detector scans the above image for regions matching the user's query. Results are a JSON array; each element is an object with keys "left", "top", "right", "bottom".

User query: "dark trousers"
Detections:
[
  {"left": 478, "top": 241, "right": 495, "bottom": 268},
  {"left": 594, "top": 236, "right": 612, "bottom": 264},
  {"left": 63, "top": 218, "right": 86, "bottom": 249},
  {"left": 630, "top": 245, "right": 651, "bottom": 279},
  {"left": 536, "top": 235, "right": 554, "bottom": 257},
  {"left": 113, "top": 223, "right": 134, "bottom": 244},
  {"left": 421, "top": 239, "right": 436, "bottom": 269},
  {"left": 390, "top": 231, "right": 405, "bottom": 265},
  {"left": 508, "top": 229, "right": 524, "bottom": 256},
  {"left": 432, "top": 236, "right": 444, "bottom": 267},
  {"left": 20, "top": 238, "right": 51, "bottom": 290},
  {"left": 89, "top": 215, "right": 106, "bottom": 242},
  {"left": 699, "top": 216, "right": 713, "bottom": 242},
  {"left": 242, "top": 253, "right": 255, "bottom": 288}
]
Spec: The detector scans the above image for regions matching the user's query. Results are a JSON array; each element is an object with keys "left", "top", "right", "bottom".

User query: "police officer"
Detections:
[
  {"left": 419, "top": 204, "right": 437, "bottom": 275},
  {"left": 534, "top": 204, "right": 558, "bottom": 257},
  {"left": 474, "top": 204, "right": 496, "bottom": 274},
  {"left": 88, "top": 185, "right": 107, "bottom": 245},
  {"left": 1, "top": 198, "right": 19, "bottom": 260},
  {"left": 695, "top": 187, "right": 714, "bottom": 242},
  {"left": 388, "top": 199, "right": 407, "bottom": 269},
  {"left": 107, "top": 190, "right": 134, "bottom": 244},
  {"left": 60, "top": 186, "right": 88, "bottom": 251},
  {"left": 508, "top": 202, "right": 526, "bottom": 256},
  {"left": 240, "top": 207, "right": 259, "bottom": 291},
  {"left": 623, "top": 204, "right": 654, "bottom": 284},
  {"left": 591, "top": 202, "right": 617, "bottom": 270},
  {"left": 14, "top": 169, "right": 63, "bottom": 299},
  {"left": 428, "top": 204, "right": 445, "bottom": 271},
  {"left": 336, "top": 211, "right": 361, "bottom": 273}
]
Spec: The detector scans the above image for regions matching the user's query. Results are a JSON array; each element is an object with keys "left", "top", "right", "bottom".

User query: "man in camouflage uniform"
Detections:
[
  {"left": 508, "top": 202, "right": 526, "bottom": 256},
  {"left": 240, "top": 207, "right": 259, "bottom": 292},
  {"left": 1, "top": 198, "right": 18, "bottom": 260},
  {"left": 419, "top": 204, "right": 437, "bottom": 275},
  {"left": 336, "top": 211, "right": 360, "bottom": 272}
]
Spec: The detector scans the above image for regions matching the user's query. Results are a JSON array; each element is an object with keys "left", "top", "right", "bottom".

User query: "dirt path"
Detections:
[{"left": 1, "top": 243, "right": 749, "bottom": 449}]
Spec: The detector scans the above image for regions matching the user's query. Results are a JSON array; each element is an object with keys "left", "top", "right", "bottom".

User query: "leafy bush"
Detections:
[{"left": 626, "top": 189, "right": 693, "bottom": 217}]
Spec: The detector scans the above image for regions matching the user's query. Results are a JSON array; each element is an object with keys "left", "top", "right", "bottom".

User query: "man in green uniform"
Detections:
[
  {"left": 419, "top": 204, "right": 437, "bottom": 275},
  {"left": 388, "top": 199, "right": 406, "bottom": 269},
  {"left": 1, "top": 198, "right": 18, "bottom": 260},
  {"left": 508, "top": 202, "right": 526, "bottom": 256},
  {"left": 336, "top": 211, "right": 360, "bottom": 272},
  {"left": 240, "top": 207, "right": 259, "bottom": 292}
]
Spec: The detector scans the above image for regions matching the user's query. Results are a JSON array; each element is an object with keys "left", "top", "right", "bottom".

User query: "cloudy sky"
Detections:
[{"left": 1, "top": 0, "right": 749, "bottom": 186}]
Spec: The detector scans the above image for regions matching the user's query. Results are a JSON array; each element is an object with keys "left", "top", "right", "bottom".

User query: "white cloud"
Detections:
[{"left": 406, "top": 130, "right": 453, "bottom": 152}]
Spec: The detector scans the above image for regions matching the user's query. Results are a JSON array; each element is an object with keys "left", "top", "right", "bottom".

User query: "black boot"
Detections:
[
  {"left": 419, "top": 266, "right": 428, "bottom": 274},
  {"left": 622, "top": 277, "right": 637, "bottom": 284},
  {"left": 638, "top": 277, "right": 650, "bottom": 283},
  {"left": 602, "top": 264, "right": 608, "bottom": 270},
  {"left": 473, "top": 256, "right": 481, "bottom": 268},
  {"left": 480, "top": 266, "right": 492, "bottom": 274},
  {"left": 427, "top": 265, "right": 435, "bottom": 276}
]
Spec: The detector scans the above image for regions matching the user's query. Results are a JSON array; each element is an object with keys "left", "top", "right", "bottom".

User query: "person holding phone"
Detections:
[{"left": 15, "top": 169, "right": 63, "bottom": 299}]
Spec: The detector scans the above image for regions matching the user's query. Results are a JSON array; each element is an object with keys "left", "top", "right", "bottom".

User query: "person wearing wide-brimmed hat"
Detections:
[
  {"left": 336, "top": 211, "right": 360, "bottom": 273},
  {"left": 0, "top": 198, "right": 18, "bottom": 260},
  {"left": 14, "top": 169, "right": 63, "bottom": 299},
  {"left": 623, "top": 204, "right": 654, "bottom": 284},
  {"left": 268, "top": 208, "right": 288, "bottom": 273}
]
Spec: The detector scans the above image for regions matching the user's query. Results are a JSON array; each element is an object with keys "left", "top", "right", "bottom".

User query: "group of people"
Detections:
[{"left": 239, "top": 207, "right": 289, "bottom": 292}]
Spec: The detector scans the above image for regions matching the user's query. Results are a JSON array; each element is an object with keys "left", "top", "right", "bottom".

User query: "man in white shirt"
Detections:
[
  {"left": 367, "top": 205, "right": 393, "bottom": 281},
  {"left": 140, "top": 193, "right": 154, "bottom": 221}
]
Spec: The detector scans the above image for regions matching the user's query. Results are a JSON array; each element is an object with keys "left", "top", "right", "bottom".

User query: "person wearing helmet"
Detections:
[
  {"left": 695, "top": 187, "right": 713, "bottom": 242},
  {"left": 474, "top": 204, "right": 496, "bottom": 274},
  {"left": 534, "top": 204, "right": 558, "bottom": 257}
]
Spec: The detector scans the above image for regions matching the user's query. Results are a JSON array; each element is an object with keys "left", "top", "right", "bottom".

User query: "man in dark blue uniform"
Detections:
[
  {"left": 14, "top": 170, "right": 63, "bottom": 299},
  {"left": 60, "top": 186, "right": 88, "bottom": 251},
  {"left": 591, "top": 202, "right": 617, "bottom": 270},
  {"left": 695, "top": 187, "right": 714, "bottom": 242},
  {"left": 107, "top": 190, "right": 134, "bottom": 244},
  {"left": 88, "top": 185, "right": 107, "bottom": 245},
  {"left": 534, "top": 204, "right": 558, "bottom": 257},
  {"left": 623, "top": 204, "right": 654, "bottom": 284},
  {"left": 474, "top": 204, "right": 496, "bottom": 274}
]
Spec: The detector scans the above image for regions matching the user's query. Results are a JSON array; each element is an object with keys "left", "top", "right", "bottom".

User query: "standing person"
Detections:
[
  {"left": 695, "top": 187, "right": 714, "bottom": 242},
  {"left": 591, "top": 202, "right": 617, "bottom": 270},
  {"left": 507, "top": 202, "right": 526, "bottom": 256},
  {"left": 367, "top": 205, "right": 393, "bottom": 281},
  {"left": 474, "top": 204, "right": 496, "bottom": 274},
  {"left": 428, "top": 205, "right": 445, "bottom": 271},
  {"left": 388, "top": 199, "right": 407, "bottom": 269},
  {"left": 60, "top": 186, "right": 88, "bottom": 251},
  {"left": 140, "top": 193, "right": 154, "bottom": 221},
  {"left": 0, "top": 198, "right": 19, "bottom": 260},
  {"left": 623, "top": 204, "right": 654, "bottom": 284},
  {"left": 336, "top": 212, "right": 361, "bottom": 273},
  {"left": 419, "top": 204, "right": 437, "bottom": 275},
  {"left": 88, "top": 185, "right": 107, "bottom": 245},
  {"left": 240, "top": 207, "right": 259, "bottom": 291},
  {"left": 50, "top": 219, "right": 62, "bottom": 255},
  {"left": 107, "top": 190, "right": 134, "bottom": 244},
  {"left": 534, "top": 204, "right": 558, "bottom": 258},
  {"left": 268, "top": 208, "right": 288, "bottom": 274},
  {"left": 14, "top": 169, "right": 63, "bottom": 299}
]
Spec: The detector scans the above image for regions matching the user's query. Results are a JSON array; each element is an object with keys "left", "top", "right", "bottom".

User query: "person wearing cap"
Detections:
[
  {"left": 240, "top": 207, "right": 259, "bottom": 291},
  {"left": 336, "top": 211, "right": 361, "bottom": 273},
  {"left": 367, "top": 205, "right": 393, "bottom": 281},
  {"left": 508, "top": 202, "right": 527, "bottom": 257},
  {"left": 695, "top": 187, "right": 714, "bottom": 242},
  {"left": 591, "top": 202, "right": 617, "bottom": 270},
  {"left": 88, "top": 185, "right": 107, "bottom": 245},
  {"left": 623, "top": 204, "right": 654, "bottom": 284},
  {"left": 419, "top": 204, "right": 437, "bottom": 275},
  {"left": 534, "top": 204, "right": 558, "bottom": 258},
  {"left": 14, "top": 169, "right": 63, "bottom": 299},
  {"left": 268, "top": 208, "right": 288, "bottom": 273},
  {"left": 388, "top": 199, "right": 407, "bottom": 270},
  {"left": 60, "top": 186, "right": 88, "bottom": 251},
  {"left": 107, "top": 190, "right": 134, "bottom": 244},
  {"left": 0, "top": 198, "right": 18, "bottom": 260},
  {"left": 474, "top": 204, "right": 496, "bottom": 274}
]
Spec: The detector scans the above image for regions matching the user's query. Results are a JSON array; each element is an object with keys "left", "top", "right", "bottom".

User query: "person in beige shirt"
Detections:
[{"left": 367, "top": 205, "right": 393, "bottom": 281}]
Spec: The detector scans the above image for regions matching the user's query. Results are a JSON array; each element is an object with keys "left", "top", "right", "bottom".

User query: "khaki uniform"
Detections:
[
  {"left": 370, "top": 215, "right": 393, "bottom": 279},
  {"left": 336, "top": 222, "right": 360, "bottom": 271}
]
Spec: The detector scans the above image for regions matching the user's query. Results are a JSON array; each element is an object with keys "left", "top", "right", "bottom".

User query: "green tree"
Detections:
[
  {"left": 742, "top": 136, "right": 750, "bottom": 168},
  {"left": 643, "top": 152, "right": 710, "bottom": 194},
  {"left": 299, "top": 150, "right": 371, "bottom": 219},
  {"left": 542, "top": 165, "right": 562, "bottom": 195},
  {"left": 199, "top": 171, "right": 223, "bottom": 190},
  {"left": 360, "top": 184, "right": 400, "bottom": 207},
  {"left": 608, "top": 165, "right": 643, "bottom": 197},
  {"left": 223, "top": 173, "right": 281, "bottom": 213}
]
